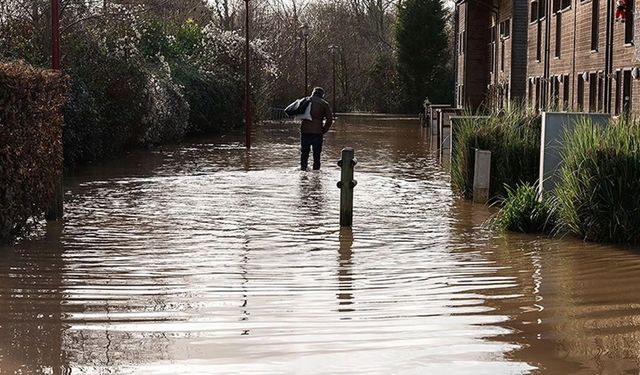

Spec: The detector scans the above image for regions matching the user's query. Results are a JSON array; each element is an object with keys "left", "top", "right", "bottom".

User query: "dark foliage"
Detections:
[
  {"left": 0, "top": 62, "right": 68, "bottom": 243},
  {"left": 395, "top": 0, "right": 452, "bottom": 112}
]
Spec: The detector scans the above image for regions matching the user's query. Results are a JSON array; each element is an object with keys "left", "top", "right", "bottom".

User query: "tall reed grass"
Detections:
[
  {"left": 451, "top": 105, "right": 541, "bottom": 201},
  {"left": 555, "top": 118, "right": 640, "bottom": 243},
  {"left": 492, "top": 182, "right": 557, "bottom": 233}
]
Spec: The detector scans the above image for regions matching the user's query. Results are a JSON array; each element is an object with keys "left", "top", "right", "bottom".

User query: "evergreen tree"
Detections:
[{"left": 395, "top": 0, "right": 452, "bottom": 112}]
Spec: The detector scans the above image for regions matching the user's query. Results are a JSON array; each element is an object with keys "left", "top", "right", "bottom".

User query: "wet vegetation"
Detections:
[
  {"left": 451, "top": 105, "right": 541, "bottom": 201},
  {"left": 492, "top": 182, "right": 556, "bottom": 234},
  {"left": 555, "top": 119, "right": 640, "bottom": 243},
  {"left": 488, "top": 117, "right": 640, "bottom": 243}
]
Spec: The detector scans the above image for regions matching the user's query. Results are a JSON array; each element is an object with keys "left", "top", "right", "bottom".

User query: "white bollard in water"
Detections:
[{"left": 473, "top": 149, "right": 491, "bottom": 204}]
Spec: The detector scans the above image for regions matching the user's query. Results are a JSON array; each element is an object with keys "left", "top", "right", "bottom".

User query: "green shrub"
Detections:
[
  {"left": 62, "top": 40, "right": 148, "bottom": 164},
  {"left": 492, "top": 182, "right": 556, "bottom": 233},
  {"left": 3, "top": 17, "right": 265, "bottom": 166},
  {"left": 172, "top": 63, "right": 243, "bottom": 135},
  {"left": 451, "top": 105, "right": 541, "bottom": 201},
  {"left": 61, "top": 20, "right": 207, "bottom": 165},
  {"left": 0, "top": 62, "right": 68, "bottom": 243},
  {"left": 556, "top": 119, "right": 640, "bottom": 243}
]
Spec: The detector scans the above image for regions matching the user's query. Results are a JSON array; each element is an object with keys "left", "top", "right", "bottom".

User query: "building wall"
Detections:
[
  {"left": 610, "top": 1, "right": 640, "bottom": 113},
  {"left": 455, "top": 3, "right": 466, "bottom": 108},
  {"left": 455, "top": 1, "right": 492, "bottom": 109},
  {"left": 494, "top": 0, "right": 514, "bottom": 107},
  {"left": 523, "top": 0, "right": 640, "bottom": 114},
  {"left": 526, "top": 0, "right": 552, "bottom": 110},
  {"left": 455, "top": 0, "right": 640, "bottom": 114}
]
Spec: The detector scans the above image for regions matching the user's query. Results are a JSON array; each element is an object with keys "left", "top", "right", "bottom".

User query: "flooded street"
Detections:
[{"left": 3, "top": 118, "right": 640, "bottom": 374}]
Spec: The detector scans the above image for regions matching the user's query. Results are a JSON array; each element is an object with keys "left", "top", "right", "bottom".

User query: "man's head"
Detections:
[{"left": 312, "top": 87, "right": 325, "bottom": 98}]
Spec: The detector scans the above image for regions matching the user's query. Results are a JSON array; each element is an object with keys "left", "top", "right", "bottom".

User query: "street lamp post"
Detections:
[
  {"left": 328, "top": 45, "right": 338, "bottom": 114},
  {"left": 301, "top": 23, "right": 309, "bottom": 96},
  {"left": 243, "top": 0, "right": 252, "bottom": 149}
]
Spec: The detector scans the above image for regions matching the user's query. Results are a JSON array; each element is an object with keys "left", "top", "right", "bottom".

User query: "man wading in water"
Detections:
[{"left": 300, "top": 87, "right": 333, "bottom": 171}]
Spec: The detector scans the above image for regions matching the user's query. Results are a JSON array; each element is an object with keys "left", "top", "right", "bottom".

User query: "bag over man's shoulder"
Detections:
[{"left": 284, "top": 97, "right": 310, "bottom": 117}]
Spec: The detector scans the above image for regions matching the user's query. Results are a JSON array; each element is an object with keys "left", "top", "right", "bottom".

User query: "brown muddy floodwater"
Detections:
[{"left": 3, "top": 118, "right": 640, "bottom": 375}]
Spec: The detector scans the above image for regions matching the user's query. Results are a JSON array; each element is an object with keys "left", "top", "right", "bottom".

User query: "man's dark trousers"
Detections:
[{"left": 301, "top": 133, "right": 323, "bottom": 170}]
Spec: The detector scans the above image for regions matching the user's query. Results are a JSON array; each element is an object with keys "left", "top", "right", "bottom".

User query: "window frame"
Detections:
[
  {"left": 500, "top": 19, "right": 511, "bottom": 39},
  {"left": 625, "top": 0, "right": 634, "bottom": 45},
  {"left": 590, "top": 0, "right": 599, "bottom": 51}
]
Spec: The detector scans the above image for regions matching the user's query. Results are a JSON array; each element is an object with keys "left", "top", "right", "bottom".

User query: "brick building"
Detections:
[{"left": 455, "top": 0, "right": 640, "bottom": 114}]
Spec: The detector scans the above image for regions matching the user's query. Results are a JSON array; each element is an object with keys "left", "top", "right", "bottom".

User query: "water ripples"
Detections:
[{"left": 2, "top": 120, "right": 640, "bottom": 374}]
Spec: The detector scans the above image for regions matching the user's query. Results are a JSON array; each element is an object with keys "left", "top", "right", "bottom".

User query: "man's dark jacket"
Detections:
[{"left": 301, "top": 95, "right": 333, "bottom": 134}]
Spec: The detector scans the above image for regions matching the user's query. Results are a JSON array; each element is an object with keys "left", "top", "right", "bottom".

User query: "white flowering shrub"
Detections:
[
  {"left": 139, "top": 73, "right": 190, "bottom": 145},
  {"left": 1, "top": 4, "right": 277, "bottom": 164}
]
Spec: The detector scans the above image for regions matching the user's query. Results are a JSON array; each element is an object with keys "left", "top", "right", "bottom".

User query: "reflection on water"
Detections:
[
  {"left": 0, "top": 222, "right": 67, "bottom": 375},
  {"left": 1, "top": 119, "right": 640, "bottom": 374},
  {"left": 337, "top": 228, "right": 354, "bottom": 314}
]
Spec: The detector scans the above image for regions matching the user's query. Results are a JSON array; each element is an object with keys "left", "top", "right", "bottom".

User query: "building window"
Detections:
[
  {"left": 535, "top": 77, "right": 542, "bottom": 110},
  {"left": 563, "top": 74, "right": 570, "bottom": 110},
  {"left": 500, "top": 19, "right": 511, "bottom": 38},
  {"left": 501, "top": 40, "right": 506, "bottom": 71},
  {"left": 529, "top": 79, "right": 534, "bottom": 106},
  {"left": 615, "top": 70, "right": 621, "bottom": 115},
  {"left": 578, "top": 74, "right": 585, "bottom": 110},
  {"left": 589, "top": 72, "right": 597, "bottom": 111},
  {"left": 531, "top": 0, "right": 539, "bottom": 21},
  {"left": 531, "top": 0, "right": 547, "bottom": 21},
  {"left": 553, "top": 0, "right": 571, "bottom": 12},
  {"left": 591, "top": 0, "right": 599, "bottom": 51},
  {"left": 597, "top": 73, "right": 604, "bottom": 111},
  {"left": 504, "top": 83, "right": 510, "bottom": 109},
  {"left": 540, "top": 0, "right": 547, "bottom": 18},
  {"left": 537, "top": 22, "right": 542, "bottom": 60},
  {"left": 555, "top": 12, "right": 562, "bottom": 58},
  {"left": 625, "top": 0, "right": 634, "bottom": 44},
  {"left": 459, "top": 32, "right": 465, "bottom": 55},
  {"left": 490, "top": 25, "right": 497, "bottom": 74},
  {"left": 623, "top": 70, "right": 632, "bottom": 114},
  {"left": 551, "top": 76, "right": 560, "bottom": 108}
]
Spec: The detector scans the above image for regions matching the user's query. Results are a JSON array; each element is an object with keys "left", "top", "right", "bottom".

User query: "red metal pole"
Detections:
[
  {"left": 51, "top": 0, "right": 61, "bottom": 70},
  {"left": 244, "top": 0, "right": 252, "bottom": 149}
]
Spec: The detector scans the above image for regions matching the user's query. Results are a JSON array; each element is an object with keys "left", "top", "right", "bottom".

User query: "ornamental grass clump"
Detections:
[
  {"left": 451, "top": 104, "right": 541, "bottom": 201},
  {"left": 492, "top": 182, "right": 557, "bottom": 233},
  {"left": 555, "top": 118, "right": 640, "bottom": 243}
]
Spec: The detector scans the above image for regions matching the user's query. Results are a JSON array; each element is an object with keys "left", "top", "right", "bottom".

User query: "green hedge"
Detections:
[
  {"left": 0, "top": 62, "right": 68, "bottom": 243},
  {"left": 556, "top": 119, "right": 640, "bottom": 243},
  {"left": 451, "top": 106, "right": 541, "bottom": 201}
]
